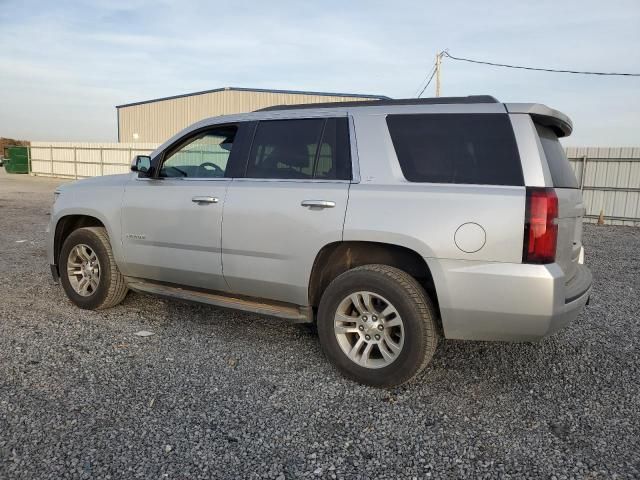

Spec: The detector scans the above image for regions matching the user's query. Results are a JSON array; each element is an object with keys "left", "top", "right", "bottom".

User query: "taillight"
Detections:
[{"left": 523, "top": 187, "right": 558, "bottom": 264}]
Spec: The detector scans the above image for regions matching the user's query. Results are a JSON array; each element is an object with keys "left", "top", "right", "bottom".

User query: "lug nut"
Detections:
[
  {"left": 372, "top": 315, "right": 378, "bottom": 321},
  {"left": 377, "top": 324, "right": 384, "bottom": 331},
  {"left": 375, "top": 334, "right": 381, "bottom": 340},
  {"left": 362, "top": 315, "right": 368, "bottom": 321},
  {"left": 359, "top": 325, "right": 364, "bottom": 331},
  {"left": 365, "top": 335, "right": 371, "bottom": 340}
]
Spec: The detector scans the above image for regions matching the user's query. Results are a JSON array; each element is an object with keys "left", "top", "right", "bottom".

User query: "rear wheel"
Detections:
[
  {"left": 317, "top": 264, "right": 439, "bottom": 387},
  {"left": 59, "top": 227, "right": 128, "bottom": 310}
]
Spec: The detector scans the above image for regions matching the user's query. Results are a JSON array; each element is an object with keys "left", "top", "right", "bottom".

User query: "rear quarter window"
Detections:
[
  {"left": 535, "top": 124, "right": 578, "bottom": 189},
  {"left": 386, "top": 113, "right": 523, "bottom": 186}
]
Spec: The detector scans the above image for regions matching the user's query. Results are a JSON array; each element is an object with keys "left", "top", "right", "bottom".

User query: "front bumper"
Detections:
[
  {"left": 426, "top": 259, "right": 592, "bottom": 342},
  {"left": 50, "top": 264, "right": 60, "bottom": 283},
  {"left": 45, "top": 219, "right": 59, "bottom": 283}
]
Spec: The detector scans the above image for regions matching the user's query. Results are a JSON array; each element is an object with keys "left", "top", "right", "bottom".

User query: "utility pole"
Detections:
[{"left": 435, "top": 52, "right": 442, "bottom": 97}]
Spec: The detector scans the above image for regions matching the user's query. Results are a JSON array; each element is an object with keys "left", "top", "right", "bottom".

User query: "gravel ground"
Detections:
[{"left": 0, "top": 171, "right": 638, "bottom": 479}]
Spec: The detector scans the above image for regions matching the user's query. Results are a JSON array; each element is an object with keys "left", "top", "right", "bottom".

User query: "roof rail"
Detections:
[{"left": 256, "top": 95, "right": 499, "bottom": 112}]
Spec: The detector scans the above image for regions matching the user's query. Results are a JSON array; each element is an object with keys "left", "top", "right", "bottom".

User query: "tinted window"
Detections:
[
  {"left": 161, "top": 126, "right": 236, "bottom": 178},
  {"left": 386, "top": 114, "right": 523, "bottom": 186},
  {"left": 245, "top": 118, "right": 351, "bottom": 180},
  {"left": 315, "top": 118, "right": 351, "bottom": 180},
  {"left": 536, "top": 124, "right": 578, "bottom": 188}
]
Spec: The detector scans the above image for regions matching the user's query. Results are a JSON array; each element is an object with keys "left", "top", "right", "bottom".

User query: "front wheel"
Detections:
[
  {"left": 317, "top": 264, "right": 439, "bottom": 387},
  {"left": 59, "top": 227, "right": 128, "bottom": 310}
]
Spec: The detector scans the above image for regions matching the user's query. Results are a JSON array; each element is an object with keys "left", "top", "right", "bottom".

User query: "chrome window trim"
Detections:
[
  {"left": 166, "top": 177, "right": 229, "bottom": 182},
  {"left": 135, "top": 176, "right": 348, "bottom": 184},
  {"left": 230, "top": 178, "right": 351, "bottom": 184},
  {"left": 134, "top": 176, "right": 230, "bottom": 183}
]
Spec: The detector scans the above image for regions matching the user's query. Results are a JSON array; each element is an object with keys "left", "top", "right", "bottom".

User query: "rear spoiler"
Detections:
[{"left": 505, "top": 103, "right": 573, "bottom": 138}]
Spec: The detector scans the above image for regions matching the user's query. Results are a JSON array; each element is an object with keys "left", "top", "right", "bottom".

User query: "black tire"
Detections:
[
  {"left": 317, "top": 264, "right": 439, "bottom": 388},
  {"left": 59, "top": 227, "right": 128, "bottom": 310}
]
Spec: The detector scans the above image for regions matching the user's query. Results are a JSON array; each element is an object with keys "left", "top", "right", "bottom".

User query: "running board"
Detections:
[{"left": 125, "top": 278, "right": 313, "bottom": 323}]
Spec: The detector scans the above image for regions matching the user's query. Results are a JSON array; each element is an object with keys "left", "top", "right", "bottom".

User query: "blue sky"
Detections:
[{"left": 0, "top": 0, "right": 638, "bottom": 145}]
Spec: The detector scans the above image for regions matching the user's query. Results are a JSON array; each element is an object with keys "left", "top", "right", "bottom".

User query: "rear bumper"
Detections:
[{"left": 426, "top": 259, "right": 592, "bottom": 342}]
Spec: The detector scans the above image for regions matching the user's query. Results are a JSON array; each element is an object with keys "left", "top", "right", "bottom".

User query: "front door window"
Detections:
[{"left": 160, "top": 126, "right": 237, "bottom": 178}]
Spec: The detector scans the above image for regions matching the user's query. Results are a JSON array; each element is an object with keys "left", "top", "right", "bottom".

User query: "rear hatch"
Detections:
[{"left": 535, "top": 124, "right": 584, "bottom": 282}]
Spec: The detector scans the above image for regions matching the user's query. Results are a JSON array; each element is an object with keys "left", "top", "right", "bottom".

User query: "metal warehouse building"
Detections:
[{"left": 116, "top": 86, "right": 388, "bottom": 143}]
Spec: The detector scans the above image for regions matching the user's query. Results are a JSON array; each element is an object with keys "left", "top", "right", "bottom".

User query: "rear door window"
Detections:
[
  {"left": 245, "top": 118, "right": 351, "bottom": 180},
  {"left": 535, "top": 124, "right": 578, "bottom": 188},
  {"left": 386, "top": 113, "right": 523, "bottom": 186}
]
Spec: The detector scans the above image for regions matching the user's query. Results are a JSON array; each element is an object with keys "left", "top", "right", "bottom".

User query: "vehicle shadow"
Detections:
[{"left": 131, "top": 291, "right": 576, "bottom": 389}]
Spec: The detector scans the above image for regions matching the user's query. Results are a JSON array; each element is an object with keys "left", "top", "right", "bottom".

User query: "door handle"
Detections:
[
  {"left": 301, "top": 200, "right": 336, "bottom": 209},
  {"left": 191, "top": 196, "right": 219, "bottom": 204}
]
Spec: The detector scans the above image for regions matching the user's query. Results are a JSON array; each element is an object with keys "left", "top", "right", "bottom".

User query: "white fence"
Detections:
[
  {"left": 24, "top": 142, "right": 640, "bottom": 225},
  {"left": 29, "top": 142, "right": 159, "bottom": 178}
]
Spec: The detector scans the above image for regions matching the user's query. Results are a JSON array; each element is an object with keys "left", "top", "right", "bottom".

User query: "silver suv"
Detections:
[{"left": 47, "top": 96, "right": 592, "bottom": 387}]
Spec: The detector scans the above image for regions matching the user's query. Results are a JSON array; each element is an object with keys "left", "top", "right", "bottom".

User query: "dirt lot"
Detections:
[{"left": 0, "top": 171, "right": 638, "bottom": 479}]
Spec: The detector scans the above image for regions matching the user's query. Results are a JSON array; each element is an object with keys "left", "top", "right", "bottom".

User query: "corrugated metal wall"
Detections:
[
  {"left": 567, "top": 147, "right": 640, "bottom": 226},
  {"left": 30, "top": 142, "right": 158, "bottom": 178},
  {"left": 117, "top": 89, "right": 378, "bottom": 143}
]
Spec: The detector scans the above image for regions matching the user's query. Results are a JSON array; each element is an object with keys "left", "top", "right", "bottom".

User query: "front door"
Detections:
[
  {"left": 120, "top": 124, "right": 239, "bottom": 291},
  {"left": 221, "top": 117, "right": 352, "bottom": 306}
]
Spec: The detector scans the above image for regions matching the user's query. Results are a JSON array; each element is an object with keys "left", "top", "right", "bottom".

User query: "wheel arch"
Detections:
[
  {"left": 308, "top": 241, "right": 440, "bottom": 320},
  {"left": 53, "top": 214, "right": 107, "bottom": 271}
]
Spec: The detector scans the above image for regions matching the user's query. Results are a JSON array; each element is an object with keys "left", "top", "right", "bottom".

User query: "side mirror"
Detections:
[{"left": 131, "top": 155, "right": 152, "bottom": 177}]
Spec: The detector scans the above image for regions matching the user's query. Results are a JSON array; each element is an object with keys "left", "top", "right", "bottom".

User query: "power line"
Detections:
[
  {"left": 416, "top": 64, "right": 438, "bottom": 98},
  {"left": 442, "top": 51, "right": 640, "bottom": 77},
  {"left": 414, "top": 65, "right": 436, "bottom": 98}
]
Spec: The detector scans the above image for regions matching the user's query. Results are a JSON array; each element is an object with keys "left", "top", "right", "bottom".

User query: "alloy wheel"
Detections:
[
  {"left": 333, "top": 291, "right": 405, "bottom": 369},
  {"left": 66, "top": 244, "right": 101, "bottom": 297}
]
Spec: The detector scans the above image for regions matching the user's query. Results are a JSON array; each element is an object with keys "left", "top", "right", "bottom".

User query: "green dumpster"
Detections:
[{"left": 3, "top": 146, "right": 29, "bottom": 174}]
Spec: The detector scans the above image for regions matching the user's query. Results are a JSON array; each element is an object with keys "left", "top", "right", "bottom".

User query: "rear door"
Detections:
[
  {"left": 536, "top": 124, "right": 584, "bottom": 281},
  {"left": 221, "top": 116, "right": 352, "bottom": 306}
]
